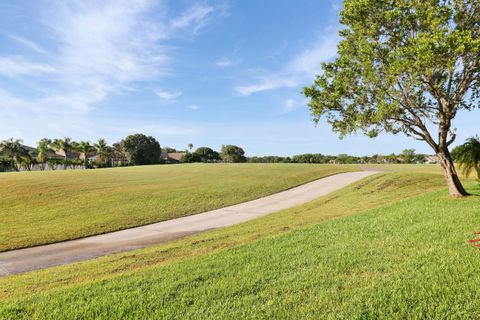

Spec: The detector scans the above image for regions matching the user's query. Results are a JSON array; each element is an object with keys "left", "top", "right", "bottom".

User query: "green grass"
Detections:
[
  {"left": 362, "top": 163, "right": 444, "bottom": 174},
  {"left": 0, "top": 163, "right": 357, "bottom": 251},
  {"left": 1, "top": 172, "right": 479, "bottom": 319},
  {"left": 0, "top": 171, "right": 448, "bottom": 300}
]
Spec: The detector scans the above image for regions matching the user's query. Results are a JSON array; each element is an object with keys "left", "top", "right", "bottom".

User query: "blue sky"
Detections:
[{"left": 0, "top": 0, "right": 478, "bottom": 156}]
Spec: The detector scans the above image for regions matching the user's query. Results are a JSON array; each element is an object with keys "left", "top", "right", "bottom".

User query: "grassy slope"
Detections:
[
  {"left": 1, "top": 173, "right": 479, "bottom": 319},
  {"left": 0, "top": 172, "right": 447, "bottom": 302},
  {"left": 0, "top": 163, "right": 357, "bottom": 251}
]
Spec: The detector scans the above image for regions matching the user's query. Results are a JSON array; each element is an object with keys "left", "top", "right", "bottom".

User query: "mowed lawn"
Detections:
[
  {"left": 3, "top": 169, "right": 479, "bottom": 318},
  {"left": 0, "top": 163, "right": 357, "bottom": 251}
]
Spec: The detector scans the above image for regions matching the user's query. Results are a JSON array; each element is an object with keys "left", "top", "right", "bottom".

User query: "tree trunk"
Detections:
[{"left": 437, "top": 148, "right": 469, "bottom": 197}]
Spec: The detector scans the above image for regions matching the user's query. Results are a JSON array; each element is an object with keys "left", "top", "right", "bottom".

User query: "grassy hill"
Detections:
[
  {"left": 3, "top": 167, "right": 479, "bottom": 318},
  {"left": 0, "top": 163, "right": 357, "bottom": 251}
]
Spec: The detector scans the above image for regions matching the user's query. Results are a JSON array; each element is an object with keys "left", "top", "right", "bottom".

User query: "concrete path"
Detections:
[{"left": 0, "top": 171, "right": 378, "bottom": 276}]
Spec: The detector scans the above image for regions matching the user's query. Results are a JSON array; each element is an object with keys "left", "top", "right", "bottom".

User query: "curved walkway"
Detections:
[{"left": 0, "top": 171, "right": 378, "bottom": 276}]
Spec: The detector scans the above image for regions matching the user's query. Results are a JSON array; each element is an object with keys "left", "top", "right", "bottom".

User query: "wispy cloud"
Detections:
[
  {"left": 235, "top": 30, "right": 340, "bottom": 96},
  {"left": 170, "top": 4, "right": 214, "bottom": 33},
  {"left": 0, "top": 0, "right": 191, "bottom": 143},
  {"left": 0, "top": 0, "right": 170, "bottom": 113},
  {"left": 46, "top": 0, "right": 169, "bottom": 102},
  {"left": 0, "top": 56, "right": 56, "bottom": 77},
  {"left": 5, "top": 33, "right": 49, "bottom": 55},
  {"left": 153, "top": 89, "right": 182, "bottom": 101},
  {"left": 235, "top": 78, "right": 297, "bottom": 96}
]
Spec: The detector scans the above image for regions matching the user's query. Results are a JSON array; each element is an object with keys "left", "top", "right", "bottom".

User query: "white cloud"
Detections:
[
  {"left": 153, "top": 89, "right": 182, "bottom": 101},
  {"left": 287, "top": 35, "right": 339, "bottom": 76},
  {"left": 0, "top": 56, "right": 56, "bottom": 77},
  {"left": 46, "top": 0, "right": 169, "bottom": 97},
  {"left": 234, "top": 30, "right": 340, "bottom": 96},
  {"left": 215, "top": 57, "right": 234, "bottom": 68},
  {"left": 170, "top": 4, "right": 214, "bottom": 33},
  {"left": 0, "top": 0, "right": 189, "bottom": 143},
  {"left": 187, "top": 104, "right": 200, "bottom": 111},
  {"left": 0, "top": 1, "right": 171, "bottom": 114},
  {"left": 5, "top": 33, "right": 49, "bottom": 55},
  {"left": 235, "top": 78, "right": 297, "bottom": 96}
]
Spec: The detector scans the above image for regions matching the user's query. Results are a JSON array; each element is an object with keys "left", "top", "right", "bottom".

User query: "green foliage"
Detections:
[
  {"left": 401, "top": 149, "right": 416, "bottom": 164},
  {"left": 36, "top": 138, "right": 52, "bottom": 170},
  {"left": 304, "top": 0, "right": 479, "bottom": 142},
  {"left": 120, "top": 134, "right": 161, "bottom": 165},
  {"left": 248, "top": 156, "right": 292, "bottom": 163},
  {"left": 303, "top": 0, "right": 479, "bottom": 196},
  {"left": 0, "top": 138, "right": 27, "bottom": 171},
  {"left": 51, "top": 137, "right": 74, "bottom": 157},
  {"left": 220, "top": 144, "right": 246, "bottom": 163},
  {"left": 51, "top": 137, "right": 75, "bottom": 169},
  {"left": 181, "top": 147, "right": 220, "bottom": 163},
  {"left": 181, "top": 152, "right": 201, "bottom": 163},
  {"left": 194, "top": 147, "right": 221, "bottom": 163},
  {"left": 451, "top": 135, "right": 480, "bottom": 179},
  {"left": 94, "top": 138, "right": 111, "bottom": 167},
  {"left": 0, "top": 158, "right": 12, "bottom": 172}
]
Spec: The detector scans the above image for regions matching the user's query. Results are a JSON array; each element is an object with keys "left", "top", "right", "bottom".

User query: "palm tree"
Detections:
[
  {"left": 75, "top": 141, "right": 95, "bottom": 169},
  {"left": 453, "top": 136, "right": 480, "bottom": 179},
  {"left": 51, "top": 137, "right": 74, "bottom": 169},
  {"left": 188, "top": 143, "right": 193, "bottom": 152},
  {"left": 37, "top": 138, "right": 52, "bottom": 171},
  {"left": 94, "top": 138, "right": 111, "bottom": 166},
  {"left": 0, "top": 138, "right": 25, "bottom": 171},
  {"left": 20, "top": 153, "right": 36, "bottom": 171}
]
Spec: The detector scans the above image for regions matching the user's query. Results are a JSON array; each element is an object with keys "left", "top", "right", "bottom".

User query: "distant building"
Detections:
[
  {"left": 424, "top": 155, "right": 439, "bottom": 164},
  {"left": 160, "top": 149, "right": 186, "bottom": 164},
  {"left": 54, "top": 149, "right": 80, "bottom": 160}
]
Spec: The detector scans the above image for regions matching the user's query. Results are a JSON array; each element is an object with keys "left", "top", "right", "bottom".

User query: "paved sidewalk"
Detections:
[{"left": 0, "top": 171, "right": 378, "bottom": 276}]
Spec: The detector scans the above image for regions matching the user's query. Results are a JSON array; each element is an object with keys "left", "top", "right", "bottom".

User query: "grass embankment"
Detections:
[
  {"left": 2, "top": 173, "right": 479, "bottom": 318},
  {"left": 0, "top": 163, "right": 357, "bottom": 251},
  {"left": 3, "top": 171, "right": 469, "bottom": 317},
  {"left": 362, "top": 163, "right": 444, "bottom": 174}
]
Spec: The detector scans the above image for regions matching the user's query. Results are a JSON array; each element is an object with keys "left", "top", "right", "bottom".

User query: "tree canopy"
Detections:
[
  {"left": 220, "top": 145, "right": 246, "bottom": 163},
  {"left": 303, "top": 0, "right": 480, "bottom": 197},
  {"left": 194, "top": 147, "right": 221, "bottom": 163},
  {"left": 120, "top": 134, "right": 161, "bottom": 165}
]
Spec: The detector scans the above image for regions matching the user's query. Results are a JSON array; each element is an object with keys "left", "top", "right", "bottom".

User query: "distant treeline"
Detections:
[
  {"left": 248, "top": 150, "right": 435, "bottom": 164},
  {"left": 0, "top": 133, "right": 248, "bottom": 172}
]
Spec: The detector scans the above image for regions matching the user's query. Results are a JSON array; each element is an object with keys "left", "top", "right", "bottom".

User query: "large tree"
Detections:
[
  {"left": 304, "top": 0, "right": 480, "bottom": 197},
  {"left": 120, "top": 134, "right": 161, "bottom": 165},
  {"left": 220, "top": 145, "right": 246, "bottom": 163},
  {"left": 194, "top": 147, "right": 221, "bottom": 163}
]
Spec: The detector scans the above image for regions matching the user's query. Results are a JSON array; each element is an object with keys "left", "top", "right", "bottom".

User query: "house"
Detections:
[
  {"left": 54, "top": 150, "right": 81, "bottom": 160},
  {"left": 160, "top": 149, "right": 186, "bottom": 164},
  {"left": 424, "top": 155, "right": 439, "bottom": 164}
]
